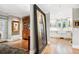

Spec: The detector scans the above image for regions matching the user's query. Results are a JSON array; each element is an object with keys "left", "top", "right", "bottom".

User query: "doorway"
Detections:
[{"left": 22, "top": 16, "right": 30, "bottom": 53}]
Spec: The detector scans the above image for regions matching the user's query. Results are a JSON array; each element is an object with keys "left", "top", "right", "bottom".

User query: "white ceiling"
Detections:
[
  {"left": 0, "top": 4, "right": 79, "bottom": 18},
  {"left": 38, "top": 4, "right": 79, "bottom": 19},
  {"left": 0, "top": 4, "right": 30, "bottom": 18},
  {"left": 38, "top": 4, "right": 79, "bottom": 13}
]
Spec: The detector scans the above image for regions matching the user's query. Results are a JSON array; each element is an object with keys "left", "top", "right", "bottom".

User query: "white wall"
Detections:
[
  {"left": 0, "top": 10, "right": 22, "bottom": 41},
  {"left": 30, "top": 4, "right": 36, "bottom": 53},
  {"left": 8, "top": 16, "right": 22, "bottom": 41},
  {"left": 72, "top": 8, "right": 79, "bottom": 48},
  {"left": 50, "top": 8, "right": 72, "bottom": 19},
  {"left": 46, "top": 13, "right": 50, "bottom": 40}
]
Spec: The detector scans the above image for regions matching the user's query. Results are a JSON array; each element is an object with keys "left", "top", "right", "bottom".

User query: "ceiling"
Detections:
[
  {"left": 0, "top": 4, "right": 30, "bottom": 18},
  {"left": 38, "top": 4, "right": 79, "bottom": 19},
  {"left": 0, "top": 4, "right": 79, "bottom": 18},
  {"left": 38, "top": 4, "right": 79, "bottom": 13}
]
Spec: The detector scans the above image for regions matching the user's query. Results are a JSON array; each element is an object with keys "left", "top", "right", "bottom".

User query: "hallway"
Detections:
[{"left": 42, "top": 39, "right": 79, "bottom": 54}]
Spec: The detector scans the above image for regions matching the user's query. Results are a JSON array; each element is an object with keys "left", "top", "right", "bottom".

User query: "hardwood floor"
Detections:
[
  {"left": 22, "top": 40, "right": 28, "bottom": 50},
  {"left": 12, "top": 40, "right": 29, "bottom": 51},
  {"left": 42, "top": 38, "right": 79, "bottom": 54}
]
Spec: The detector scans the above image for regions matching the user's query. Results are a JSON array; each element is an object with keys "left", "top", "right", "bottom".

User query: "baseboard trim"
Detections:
[{"left": 30, "top": 49, "right": 36, "bottom": 54}]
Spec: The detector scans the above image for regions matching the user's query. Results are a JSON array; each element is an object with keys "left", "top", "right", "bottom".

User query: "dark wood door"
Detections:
[{"left": 22, "top": 16, "right": 30, "bottom": 53}]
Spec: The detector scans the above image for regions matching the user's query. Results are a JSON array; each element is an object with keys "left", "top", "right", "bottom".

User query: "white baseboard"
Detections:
[{"left": 30, "top": 49, "right": 36, "bottom": 54}]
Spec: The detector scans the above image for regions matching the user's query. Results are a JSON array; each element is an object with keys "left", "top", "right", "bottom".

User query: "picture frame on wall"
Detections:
[
  {"left": 34, "top": 4, "right": 47, "bottom": 53},
  {"left": 73, "top": 20, "right": 79, "bottom": 28},
  {"left": 12, "top": 21, "right": 20, "bottom": 35}
]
